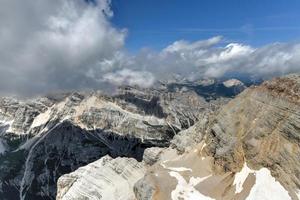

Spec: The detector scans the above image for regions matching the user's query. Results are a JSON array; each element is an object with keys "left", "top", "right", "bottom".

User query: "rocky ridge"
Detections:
[
  {"left": 0, "top": 78, "right": 238, "bottom": 200},
  {"left": 2, "top": 74, "right": 298, "bottom": 200},
  {"left": 134, "top": 74, "right": 300, "bottom": 200}
]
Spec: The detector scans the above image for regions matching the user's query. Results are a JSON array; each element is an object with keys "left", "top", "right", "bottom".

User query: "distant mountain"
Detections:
[{"left": 162, "top": 77, "right": 249, "bottom": 100}]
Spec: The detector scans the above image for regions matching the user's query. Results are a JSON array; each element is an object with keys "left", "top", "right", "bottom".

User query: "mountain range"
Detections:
[{"left": 0, "top": 75, "right": 299, "bottom": 200}]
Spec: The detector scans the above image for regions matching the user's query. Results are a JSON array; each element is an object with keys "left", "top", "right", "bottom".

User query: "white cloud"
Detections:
[
  {"left": 0, "top": 0, "right": 299, "bottom": 96},
  {"left": 125, "top": 38, "right": 300, "bottom": 81},
  {"left": 0, "top": 0, "right": 126, "bottom": 95},
  {"left": 162, "top": 36, "right": 222, "bottom": 53},
  {"left": 103, "top": 69, "right": 155, "bottom": 88}
]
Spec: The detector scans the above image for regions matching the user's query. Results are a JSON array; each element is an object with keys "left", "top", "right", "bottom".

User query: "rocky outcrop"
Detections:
[
  {"left": 170, "top": 111, "right": 209, "bottom": 153},
  {"left": 56, "top": 156, "right": 146, "bottom": 200},
  {"left": 142, "top": 147, "right": 166, "bottom": 166},
  {"left": 223, "top": 79, "right": 246, "bottom": 94},
  {"left": 206, "top": 73, "right": 300, "bottom": 198}
]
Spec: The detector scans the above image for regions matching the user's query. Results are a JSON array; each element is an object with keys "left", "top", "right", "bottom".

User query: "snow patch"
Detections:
[
  {"left": 169, "top": 171, "right": 214, "bottom": 200},
  {"left": 246, "top": 168, "right": 291, "bottom": 200},
  {"left": 168, "top": 167, "right": 193, "bottom": 172},
  {"left": 161, "top": 161, "right": 192, "bottom": 172},
  {"left": 31, "top": 109, "right": 51, "bottom": 128},
  {"left": 234, "top": 163, "right": 291, "bottom": 199},
  {"left": 0, "top": 120, "right": 14, "bottom": 133},
  {"left": 296, "top": 190, "right": 300, "bottom": 200},
  {"left": 233, "top": 163, "right": 254, "bottom": 193}
]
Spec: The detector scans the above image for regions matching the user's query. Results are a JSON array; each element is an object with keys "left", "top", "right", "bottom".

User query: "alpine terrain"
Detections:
[{"left": 0, "top": 74, "right": 299, "bottom": 200}]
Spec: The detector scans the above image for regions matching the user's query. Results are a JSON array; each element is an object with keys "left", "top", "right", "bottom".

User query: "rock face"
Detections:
[
  {"left": 134, "top": 74, "right": 300, "bottom": 200},
  {"left": 207, "top": 73, "right": 300, "bottom": 197},
  {"left": 56, "top": 156, "right": 146, "bottom": 200},
  {"left": 0, "top": 96, "right": 60, "bottom": 134},
  {"left": 115, "top": 85, "right": 210, "bottom": 129},
  {"left": 0, "top": 79, "right": 235, "bottom": 200},
  {"left": 170, "top": 111, "right": 209, "bottom": 153}
]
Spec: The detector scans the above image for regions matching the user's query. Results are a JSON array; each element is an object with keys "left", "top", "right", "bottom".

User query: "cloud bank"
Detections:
[
  {"left": 0, "top": 0, "right": 126, "bottom": 95},
  {"left": 106, "top": 36, "right": 300, "bottom": 85},
  {"left": 0, "top": 0, "right": 300, "bottom": 96}
]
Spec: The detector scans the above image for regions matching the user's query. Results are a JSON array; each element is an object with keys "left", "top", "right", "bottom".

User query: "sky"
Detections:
[
  {"left": 111, "top": 0, "right": 300, "bottom": 51},
  {"left": 0, "top": 0, "right": 300, "bottom": 96}
]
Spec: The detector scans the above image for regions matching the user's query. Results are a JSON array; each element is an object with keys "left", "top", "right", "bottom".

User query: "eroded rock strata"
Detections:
[
  {"left": 56, "top": 156, "right": 146, "bottom": 200},
  {"left": 134, "top": 74, "right": 300, "bottom": 200}
]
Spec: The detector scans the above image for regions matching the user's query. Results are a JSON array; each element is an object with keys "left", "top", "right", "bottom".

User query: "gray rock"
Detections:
[
  {"left": 57, "top": 156, "right": 146, "bottom": 200},
  {"left": 170, "top": 111, "right": 209, "bottom": 153},
  {"left": 206, "top": 73, "right": 300, "bottom": 194},
  {"left": 142, "top": 147, "right": 165, "bottom": 166},
  {"left": 134, "top": 176, "right": 156, "bottom": 200}
]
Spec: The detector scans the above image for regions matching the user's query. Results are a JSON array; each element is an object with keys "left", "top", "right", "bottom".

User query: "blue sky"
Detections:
[{"left": 111, "top": 0, "right": 300, "bottom": 52}]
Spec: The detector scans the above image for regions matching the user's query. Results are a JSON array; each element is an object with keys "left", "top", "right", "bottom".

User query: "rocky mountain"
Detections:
[
  {"left": 3, "top": 74, "right": 299, "bottom": 200},
  {"left": 0, "top": 79, "right": 238, "bottom": 200},
  {"left": 134, "top": 73, "right": 300, "bottom": 200},
  {"left": 164, "top": 77, "right": 248, "bottom": 100}
]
